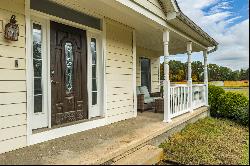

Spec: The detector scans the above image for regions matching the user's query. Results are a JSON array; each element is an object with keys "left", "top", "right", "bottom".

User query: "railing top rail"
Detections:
[
  {"left": 192, "top": 84, "right": 206, "bottom": 87},
  {"left": 170, "top": 84, "right": 189, "bottom": 87}
]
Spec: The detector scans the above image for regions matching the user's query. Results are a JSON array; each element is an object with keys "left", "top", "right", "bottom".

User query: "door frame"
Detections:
[{"left": 26, "top": 5, "right": 105, "bottom": 145}]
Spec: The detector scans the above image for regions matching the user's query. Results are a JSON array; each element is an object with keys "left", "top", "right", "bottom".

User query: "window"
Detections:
[
  {"left": 141, "top": 58, "right": 151, "bottom": 92},
  {"left": 32, "top": 23, "right": 43, "bottom": 113},
  {"left": 65, "top": 42, "right": 74, "bottom": 94},
  {"left": 91, "top": 38, "right": 98, "bottom": 105}
]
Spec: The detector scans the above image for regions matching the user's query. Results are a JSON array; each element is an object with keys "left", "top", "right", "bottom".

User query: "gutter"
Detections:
[
  {"left": 128, "top": 0, "right": 219, "bottom": 50},
  {"left": 177, "top": 13, "right": 219, "bottom": 47},
  {"left": 207, "top": 45, "right": 218, "bottom": 54},
  {"left": 159, "top": 0, "right": 219, "bottom": 47}
]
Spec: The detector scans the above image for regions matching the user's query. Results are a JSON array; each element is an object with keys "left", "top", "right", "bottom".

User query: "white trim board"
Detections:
[
  {"left": 25, "top": 0, "right": 32, "bottom": 145},
  {"left": 132, "top": 29, "right": 137, "bottom": 118},
  {"left": 30, "top": 9, "right": 102, "bottom": 35},
  {"left": 102, "top": 19, "right": 107, "bottom": 117}
]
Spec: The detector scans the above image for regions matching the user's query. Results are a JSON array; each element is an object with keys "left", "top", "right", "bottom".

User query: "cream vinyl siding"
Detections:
[
  {"left": 136, "top": 47, "right": 160, "bottom": 93},
  {"left": 105, "top": 19, "right": 134, "bottom": 118},
  {"left": 0, "top": 0, "right": 27, "bottom": 154},
  {"left": 133, "top": 0, "right": 166, "bottom": 19}
]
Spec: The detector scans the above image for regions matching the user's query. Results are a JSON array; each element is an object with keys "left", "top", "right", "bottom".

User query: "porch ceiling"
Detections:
[{"left": 49, "top": 0, "right": 204, "bottom": 55}]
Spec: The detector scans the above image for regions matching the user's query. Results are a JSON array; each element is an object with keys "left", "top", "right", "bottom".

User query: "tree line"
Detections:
[{"left": 160, "top": 60, "right": 249, "bottom": 82}]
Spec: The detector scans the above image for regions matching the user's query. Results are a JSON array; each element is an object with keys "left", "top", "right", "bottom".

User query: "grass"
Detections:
[
  {"left": 158, "top": 117, "right": 249, "bottom": 165},
  {"left": 241, "top": 139, "right": 249, "bottom": 165},
  {"left": 223, "top": 87, "right": 249, "bottom": 98}
]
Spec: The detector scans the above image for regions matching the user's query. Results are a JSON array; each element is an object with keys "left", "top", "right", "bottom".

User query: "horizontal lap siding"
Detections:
[
  {"left": 0, "top": 0, "right": 27, "bottom": 154},
  {"left": 136, "top": 47, "right": 160, "bottom": 93},
  {"left": 105, "top": 19, "right": 134, "bottom": 118}
]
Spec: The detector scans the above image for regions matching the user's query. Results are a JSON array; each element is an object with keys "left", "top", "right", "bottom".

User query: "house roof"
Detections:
[{"left": 158, "top": 0, "right": 219, "bottom": 48}]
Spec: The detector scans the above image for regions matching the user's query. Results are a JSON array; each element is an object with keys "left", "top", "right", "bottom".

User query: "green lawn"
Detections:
[
  {"left": 223, "top": 87, "right": 249, "bottom": 98},
  {"left": 158, "top": 118, "right": 249, "bottom": 165}
]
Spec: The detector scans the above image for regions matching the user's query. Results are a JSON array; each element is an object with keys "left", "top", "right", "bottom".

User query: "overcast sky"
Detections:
[{"left": 161, "top": 0, "right": 249, "bottom": 70}]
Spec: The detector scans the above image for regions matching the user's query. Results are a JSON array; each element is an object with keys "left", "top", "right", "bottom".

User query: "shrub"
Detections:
[
  {"left": 208, "top": 85, "right": 249, "bottom": 126},
  {"left": 217, "top": 92, "right": 249, "bottom": 126},
  {"left": 208, "top": 85, "right": 225, "bottom": 116}
]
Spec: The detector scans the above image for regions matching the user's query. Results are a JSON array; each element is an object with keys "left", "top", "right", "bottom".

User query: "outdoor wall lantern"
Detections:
[{"left": 4, "top": 15, "right": 19, "bottom": 41}]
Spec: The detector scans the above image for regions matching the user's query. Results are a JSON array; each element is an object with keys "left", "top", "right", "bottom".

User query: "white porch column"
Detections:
[
  {"left": 163, "top": 29, "right": 171, "bottom": 123},
  {"left": 187, "top": 42, "right": 193, "bottom": 112},
  {"left": 203, "top": 50, "right": 209, "bottom": 106}
]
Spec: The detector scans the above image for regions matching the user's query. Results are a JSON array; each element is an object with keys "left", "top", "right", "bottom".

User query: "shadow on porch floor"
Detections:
[{"left": 0, "top": 107, "right": 208, "bottom": 165}]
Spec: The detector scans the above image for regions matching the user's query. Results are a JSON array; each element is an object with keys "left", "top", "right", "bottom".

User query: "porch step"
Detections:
[{"left": 112, "top": 145, "right": 164, "bottom": 165}]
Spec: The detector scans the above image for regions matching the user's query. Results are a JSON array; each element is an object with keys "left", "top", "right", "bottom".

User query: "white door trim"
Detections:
[
  {"left": 46, "top": 19, "right": 51, "bottom": 128},
  {"left": 102, "top": 19, "right": 107, "bottom": 118},
  {"left": 25, "top": 0, "right": 32, "bottom": 145},
  {"left": 26, "top": 5, "right": 108, "bottom": 145},
  {"left": 30, "top": 9, "right": 103, "bottom": 35}
]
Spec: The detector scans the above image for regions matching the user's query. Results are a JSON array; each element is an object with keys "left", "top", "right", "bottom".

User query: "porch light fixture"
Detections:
[{"left": 4, "top": 15, "right": 19, "bottom": 41}]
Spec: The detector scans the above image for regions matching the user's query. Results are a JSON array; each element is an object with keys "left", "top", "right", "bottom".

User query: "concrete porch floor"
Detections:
[{"left": 0, "top": 107, "right": 209, "bottom": 165}]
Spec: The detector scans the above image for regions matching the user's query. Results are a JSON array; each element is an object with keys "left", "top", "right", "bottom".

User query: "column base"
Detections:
[{"left": 163, "top": 119, "right": 172, "bottom": 123}]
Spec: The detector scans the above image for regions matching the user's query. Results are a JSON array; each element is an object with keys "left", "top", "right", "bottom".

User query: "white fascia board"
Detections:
[
  {"left": 115, "top": 0, "right": 207, "bottom": 50},
  {"left": 170, "top": 0, "right": 180, "bottom": 12},
  {"left": 115, "top": 0, "right": 168, "bottom": 28},
  {"left": 167, "top": 12, "right": 179, "bottom": 21}
]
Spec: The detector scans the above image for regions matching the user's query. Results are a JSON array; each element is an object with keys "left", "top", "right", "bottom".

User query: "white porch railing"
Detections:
[
  {"left": 162, "top": 30, "right": 210, "bottom": 123},
  {"left": 192, "top": 84, "right": 206, "bottom": 110},
  {"left": 170, "top": 84, "right": 190, "bottom": 118},
  {"left": 169, "top": 84, "right": 207, "bottom": 119}
]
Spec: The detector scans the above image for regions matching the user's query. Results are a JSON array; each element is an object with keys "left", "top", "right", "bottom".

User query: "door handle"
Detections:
[
  {"left": 51, "top": 80, "right": 60, "bottom": 84},
  {"left": 51, "top": 70, "right": 55, "bottom": 77}
]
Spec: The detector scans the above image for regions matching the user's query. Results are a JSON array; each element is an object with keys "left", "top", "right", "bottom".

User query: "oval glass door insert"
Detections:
[{"left": 65, "top": 42, "right": 74, "bottom": 94}]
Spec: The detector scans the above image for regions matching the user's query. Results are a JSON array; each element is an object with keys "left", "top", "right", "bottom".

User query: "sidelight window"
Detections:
[
  {"left": 32, "top": 23, "right": 43, "bottom": 113},
  {"left": 91, "top": 38, "right": 98, "bottom": 105}
]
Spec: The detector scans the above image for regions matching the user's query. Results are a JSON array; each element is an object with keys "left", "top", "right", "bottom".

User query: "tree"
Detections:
[
  {"left": 239, "top": 68, "right": 249, "bottom": 80},
  {"left": 160, "top": 60, "right": 248, "bottom": 82}
]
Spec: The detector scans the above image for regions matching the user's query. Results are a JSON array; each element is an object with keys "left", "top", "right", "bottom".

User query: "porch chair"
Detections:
[{"left": 137, "top": 86, "right": 162, "bottom": 113}]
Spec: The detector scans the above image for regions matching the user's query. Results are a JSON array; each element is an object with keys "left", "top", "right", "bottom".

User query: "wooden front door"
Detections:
[{"left": 50, "top": 21, "right": 88, "bottom": 126}]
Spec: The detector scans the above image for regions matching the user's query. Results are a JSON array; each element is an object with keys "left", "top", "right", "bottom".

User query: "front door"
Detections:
[{"left": 50, "top": 21, "right": 88, "bottom": 126}]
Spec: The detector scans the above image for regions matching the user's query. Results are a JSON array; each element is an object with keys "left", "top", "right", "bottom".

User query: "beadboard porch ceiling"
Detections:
[{"left": 49, "top": 0, "right": 205, "bottom": 55}]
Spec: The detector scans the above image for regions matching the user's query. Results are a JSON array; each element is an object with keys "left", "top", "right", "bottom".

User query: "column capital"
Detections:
[
  {"left": 203, "top": 49, "right": 208, "bottom": 58},
  {"left": 163, "top": 30, "right": 170, "bottom": 43},
  {"left": 187, "top": 41, "right": 192, "bottom": 53}
]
